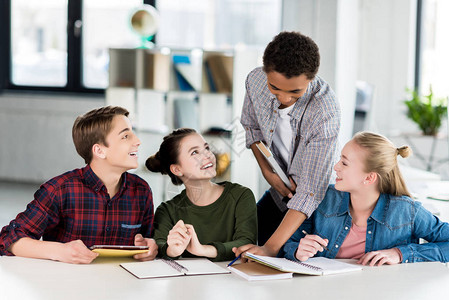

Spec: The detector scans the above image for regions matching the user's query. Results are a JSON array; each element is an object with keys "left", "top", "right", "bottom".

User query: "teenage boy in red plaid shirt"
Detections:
[{"left": 0, "top": 106, "right": 157, "bottom": 264}]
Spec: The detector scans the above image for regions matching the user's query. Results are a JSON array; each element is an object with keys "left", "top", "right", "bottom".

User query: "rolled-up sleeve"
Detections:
[{"left": 0, "top": 185, "right": 59, "bottom": 256}]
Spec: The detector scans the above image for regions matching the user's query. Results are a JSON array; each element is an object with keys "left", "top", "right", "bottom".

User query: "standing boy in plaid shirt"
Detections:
[
  {"left": 235, "top": 31, "right": 341, "bottom": 257},
  {"left": 0, "top": 106, "right": 157, "bottom": 263}
]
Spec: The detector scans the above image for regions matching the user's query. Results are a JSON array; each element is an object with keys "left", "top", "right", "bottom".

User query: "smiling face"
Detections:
[
  {"left": 171, "top": 133, "right": 216, "bottom": 182},
  {"left": 100, "top": 115, "right": 141, "bottom": 172},
  {"left": 334, "top": 140, "right": 371, "bottom": 193},
  {"left": 266, "top": 71, "right": 311, "bottom": 108}
]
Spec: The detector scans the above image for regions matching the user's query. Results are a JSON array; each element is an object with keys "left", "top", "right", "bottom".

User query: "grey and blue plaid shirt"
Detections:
[{"left": 241, "top": 67, "right": 341, "bottom": 217}]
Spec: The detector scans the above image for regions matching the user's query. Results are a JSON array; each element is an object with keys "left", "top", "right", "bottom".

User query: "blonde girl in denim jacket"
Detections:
[{"left": 283, "top": 132, "right": 449, "bottom": 266}]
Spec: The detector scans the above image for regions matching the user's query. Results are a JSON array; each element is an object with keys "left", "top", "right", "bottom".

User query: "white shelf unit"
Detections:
[{"left": 106, "top": 47, "right": 262, "bottom": 202}]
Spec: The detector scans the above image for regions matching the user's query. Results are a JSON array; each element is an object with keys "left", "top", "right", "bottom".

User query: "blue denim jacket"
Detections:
[{"left": 283, "top": 185, "right": 449, "bottom": 263}]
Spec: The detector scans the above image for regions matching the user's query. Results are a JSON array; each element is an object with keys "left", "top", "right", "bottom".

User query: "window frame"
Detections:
[
  {"left": 414, "top": 0, "right": 423, "bottom": 93},
  {"left": 0, "top": 0, "right": 155, "bottom": 94}
]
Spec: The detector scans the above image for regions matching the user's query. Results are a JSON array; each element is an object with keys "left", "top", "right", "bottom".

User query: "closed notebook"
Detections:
[
  {"left": 90, "top": 245, "right": 149, "bottom": 257},
  {"left": 228, "top": 261, "right": 292, "bottom": 281},
  {"left": 120, "top": 258, "right": 230, "bottom": 279},
  {"left": 244, "top": 253, "right": 362, "bottom": 276},
  {"left": 255, "top": 141, "right": 292, "bottom": 189}
]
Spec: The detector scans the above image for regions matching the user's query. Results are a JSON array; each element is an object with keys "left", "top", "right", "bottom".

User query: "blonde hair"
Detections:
[{"left": 352, "top": 131, "right": 412, "bottom": 197}]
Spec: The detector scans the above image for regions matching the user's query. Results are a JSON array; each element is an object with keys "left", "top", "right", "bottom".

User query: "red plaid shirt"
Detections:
[{"left": 0, "top": 165, "right": 154, "bottom": 256}]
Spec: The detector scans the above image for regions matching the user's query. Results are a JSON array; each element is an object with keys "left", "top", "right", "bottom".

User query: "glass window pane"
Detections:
[
  {"left": 83, "top": 0, "right": 143, "bottom": 89},
  {"left": 155, "top": 0, "right": 281, "bottom": 49},
  {"left": 11, "top": 0, "right": 68, "bottom": 87},
  {"left": 420, "top": 0, "right": 449, "bottom": 98}
]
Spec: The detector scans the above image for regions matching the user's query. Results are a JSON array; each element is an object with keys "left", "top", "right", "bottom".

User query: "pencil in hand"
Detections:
[{"left": 302, "top": 230, "right": 329, "bottom": 251}]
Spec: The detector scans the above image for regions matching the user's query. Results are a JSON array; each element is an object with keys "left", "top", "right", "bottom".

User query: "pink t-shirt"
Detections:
[{"left": 335, "top": 223, "right": 366, "bottom": 259}]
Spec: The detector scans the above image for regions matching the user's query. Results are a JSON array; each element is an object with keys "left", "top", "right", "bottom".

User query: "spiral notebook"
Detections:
[
  {"left": 244, "top": 253, "right": 362, "bottom": 276},
  {"left": 120, "top": 258, "right": 230, "bottom": 279}
]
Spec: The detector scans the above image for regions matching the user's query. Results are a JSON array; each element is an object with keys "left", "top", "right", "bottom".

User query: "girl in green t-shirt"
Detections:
[{"left": 146, "top": 128, "right": 257, "bottom": 261}]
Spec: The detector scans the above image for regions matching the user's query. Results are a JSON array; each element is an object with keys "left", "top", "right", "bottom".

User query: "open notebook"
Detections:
[
  {"left": 244, "top": 253, "right": 362, "bottom": 276},
  {"left": 120, "top": 258, "right": 230, "bottom": 279}
]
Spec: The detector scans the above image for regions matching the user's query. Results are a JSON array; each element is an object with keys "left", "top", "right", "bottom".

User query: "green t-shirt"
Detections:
[{"left": 153, "top": 181, "right": 257, "bottom": 261}]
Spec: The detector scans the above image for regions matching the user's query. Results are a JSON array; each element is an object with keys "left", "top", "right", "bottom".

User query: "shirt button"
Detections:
[
  {"left": 309, "top": 193, "right": 314, "bottom": 197},
  {"left": 274, "top": 110, "right": 277, "bottom": 113},
  {"left": 270, "top": 129, "right": 273, "bottom": 133},
  {"left": 345, "top": 227, "right": 349, "bottom": 230},
  {"left": 106, "top": 227, "right": 110, "bottom": 232},
  {"left": 335, "top": 245, "right": 339, "bottom": 248},
  {"left": 368, "top": 231, "right": 372, "bottom": 234}
]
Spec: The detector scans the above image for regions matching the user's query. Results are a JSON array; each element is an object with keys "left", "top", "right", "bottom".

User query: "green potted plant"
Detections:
[{"left": 404, "top": 87, "right": 447, "bottom": 136}]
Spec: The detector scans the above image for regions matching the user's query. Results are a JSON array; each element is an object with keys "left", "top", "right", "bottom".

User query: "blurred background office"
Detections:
[{"left": 0, "top": 0, "right": 447, "bottom": 211}]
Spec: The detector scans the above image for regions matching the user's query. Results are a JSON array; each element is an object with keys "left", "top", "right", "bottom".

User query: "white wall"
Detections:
[
  {"left": 282, "top": 0, "right": 359, "bottom": 144},
  {"left": 0, "top": 93, "right": 102, "bottom": 182},
  {"left": 357, "top": 0, "right": 418, "bottom": 136}
]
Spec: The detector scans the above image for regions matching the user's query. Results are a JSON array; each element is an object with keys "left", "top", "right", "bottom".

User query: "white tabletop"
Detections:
[{"left": 1, "top": 256, "right": 448, "bottom": 300}]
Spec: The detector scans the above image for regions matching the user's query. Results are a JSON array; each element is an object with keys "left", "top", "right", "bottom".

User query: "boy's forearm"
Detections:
[
  {"left": 9, "top": 237, "right": 63, "bottom": 261},
  {"left": 250, "top": 143, "right": 273, "bottom": 176},
  {"left": 264, "top": 209, "right": 307, "bottom": 255},
  {"left": 10, "top": 237, "right": 98, "bottom": 264}
]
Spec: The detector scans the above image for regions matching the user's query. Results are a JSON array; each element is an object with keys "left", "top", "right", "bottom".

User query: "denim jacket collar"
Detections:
[
  {"left": 337, "top": 191, "right": 351, "bottom": 216},
  {"left": 336, "top": 191, "right": 389, "bottom": 223},
  {"left": 369, "top": 193, "right": 389, "bottom": 224}
]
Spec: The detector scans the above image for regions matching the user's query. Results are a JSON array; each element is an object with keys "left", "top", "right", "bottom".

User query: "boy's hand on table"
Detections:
[
  {"left": 133, "top": 234, "right": 158, "bottom": 261},
  {"left": 232, "top": 244, "right": 277, "bottom": 262},
  {"left": 58, "top": 239, "right": 98, "bottom": 264}
]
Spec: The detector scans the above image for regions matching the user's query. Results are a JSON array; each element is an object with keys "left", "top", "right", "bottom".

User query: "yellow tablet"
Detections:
[{"left": 90, "top": 245, "right": 149, "bottom": 257}]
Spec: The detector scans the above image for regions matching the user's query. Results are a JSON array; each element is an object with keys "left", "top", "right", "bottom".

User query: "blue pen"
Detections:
[{"left": 227, "top": 254, "right": 242, "bottom": 267}]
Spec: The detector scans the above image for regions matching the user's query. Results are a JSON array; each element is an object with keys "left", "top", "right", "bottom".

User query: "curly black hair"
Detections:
[{"left": 263, "top": 31, "right": 320, "bottom": 79}]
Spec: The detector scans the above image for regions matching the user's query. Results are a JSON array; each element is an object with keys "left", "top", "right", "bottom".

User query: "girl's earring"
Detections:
[
  {"left": 179, "top": 173, "right": 183, "bottom": 177},
  {"left": 363, "top": 181, "right": 367, "bottom": 184}
]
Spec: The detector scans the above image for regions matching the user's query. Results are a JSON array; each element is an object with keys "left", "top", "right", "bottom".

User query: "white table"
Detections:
[{"left": 0, "top": 256, "right": 448, "bottom": 300}]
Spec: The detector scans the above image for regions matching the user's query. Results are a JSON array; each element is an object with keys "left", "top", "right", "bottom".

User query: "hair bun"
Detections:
[
  {"left": 145, "top": 151, "right": 165, "bottom": 174},
  {"left": 397, "top": 146, "right": 412, "bottom": 158}
]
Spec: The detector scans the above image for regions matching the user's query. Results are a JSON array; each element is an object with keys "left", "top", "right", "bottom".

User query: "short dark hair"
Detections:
[
  {"left": 145, "top": 128, "right": 197, "bottom": 186},
  {"left": 263, "top": 31, "right": 320, "bottom": 79},
  {"left": 72, "top": 106, "right": 129, "bottom": 164}
]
